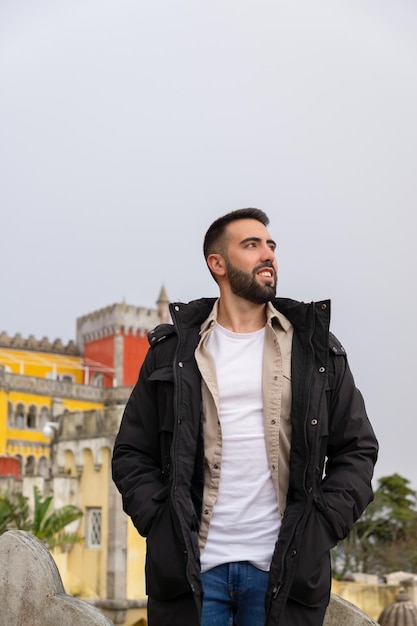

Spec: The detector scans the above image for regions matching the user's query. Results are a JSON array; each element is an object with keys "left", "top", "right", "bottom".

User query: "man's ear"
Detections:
[{"left": 207, "top": 253, "right": 226, "bottom": 278}]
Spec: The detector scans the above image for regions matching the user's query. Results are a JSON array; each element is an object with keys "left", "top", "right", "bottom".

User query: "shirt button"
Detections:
[
  {"left": 271, "top": 419, "right": 276, "bottom": 425},
  {"left": 204, "top": 509, "right": 209, "bottom": 515},
  {"left": 214, "top": 464, "right": 219, "bottom": 469}
]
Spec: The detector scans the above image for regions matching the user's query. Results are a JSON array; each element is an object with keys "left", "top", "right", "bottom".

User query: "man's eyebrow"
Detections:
[{"left": 240, "top": 236, "right": 277, "bottom": 247}]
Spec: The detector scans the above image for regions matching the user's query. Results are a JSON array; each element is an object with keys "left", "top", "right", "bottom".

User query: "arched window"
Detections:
[
  {"left": 91, "top": 373, "right": 104, "bottom": 388},
  {"left": 38, "top": 456, "right": 49, "bottom": 478},
  {"left": 61, "top": 374, "right": 74, "bottom": 383},
  {"left": 39, "top": 406, "right": 49, "bottom": 429},
  {"left": 15, "top": 403, "right": 25, "bottom": 429},
  {"left": 27, "top": 405, "right": 37, "bottom": 429},
  {"left": 25, "top": 455, "right": 36, "bottom": 476}
]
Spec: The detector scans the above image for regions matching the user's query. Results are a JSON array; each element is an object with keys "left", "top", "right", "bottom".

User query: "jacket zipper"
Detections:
[{"left": 302, "top": 305, "right": 316, "bottom": 495}]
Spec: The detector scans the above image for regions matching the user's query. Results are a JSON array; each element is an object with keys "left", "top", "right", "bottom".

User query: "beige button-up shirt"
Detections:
[{"left": 195, "top": 300, "right": 294, "bottom": 552}]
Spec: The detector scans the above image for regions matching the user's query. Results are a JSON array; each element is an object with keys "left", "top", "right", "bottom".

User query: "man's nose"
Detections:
[{"left": 261, "top": 244, "right": 275, "bottom": 263}]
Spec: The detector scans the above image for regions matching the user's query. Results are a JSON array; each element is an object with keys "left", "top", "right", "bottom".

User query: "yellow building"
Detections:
[{"left": 0, "top": 334, "right": 107, "bottom": 476}]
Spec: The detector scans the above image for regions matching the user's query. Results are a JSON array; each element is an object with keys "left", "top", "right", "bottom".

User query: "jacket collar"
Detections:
[{"left": 169, "top": 296, "right": 330, "bottom": 337}]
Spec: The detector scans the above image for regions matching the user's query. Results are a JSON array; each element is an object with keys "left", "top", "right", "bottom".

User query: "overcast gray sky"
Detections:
[{"left": 1, "top": 0, "right": 416, "bottom": 489}]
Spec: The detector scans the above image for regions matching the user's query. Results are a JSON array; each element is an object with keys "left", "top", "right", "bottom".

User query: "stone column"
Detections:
[{"left": 106, "top": 472, "right": 128, "bottom": 600}]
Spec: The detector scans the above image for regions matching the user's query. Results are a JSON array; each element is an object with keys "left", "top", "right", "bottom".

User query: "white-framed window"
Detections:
[
  {"left": 27, "top": 404, "right": 37, "bottom": 429},
  {"left": 60, "top": 374, "right": 74, "bottom": 383},
  {"left": 15, "top": 403, "right": 25, "bottom": 428},
  {"left": 46, "top": 372, "right": 75, "bottom": 382},
  {"left": 86, "top": 508, "right": 102, "bottom": 548},
  {"left": 91, "top": 373, "right": 104, "bottom": 387}
]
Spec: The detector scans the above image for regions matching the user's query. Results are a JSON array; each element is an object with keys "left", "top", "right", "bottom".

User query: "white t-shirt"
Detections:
[{"left": 200, "top": 323, "right": 281, "bottom": 573}]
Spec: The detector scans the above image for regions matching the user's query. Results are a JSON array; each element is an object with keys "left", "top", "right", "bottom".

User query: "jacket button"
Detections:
[
  {"left": 321, "top": 303, "right": 327, "bottom": 310},
  {"left": 319, "top": 366, "right": 325, "bottom": 373},
  {"left": 178, "top": 362, "right": 184, "bottom": 368},
  {"left": 291, "top": 549, "right": 297, "bottom": 557},
  {"left": 311, "top": 419, "right": 318, "bottom": 426},
  {"left": 174, "top": 305, "right": 180, "bottom": 311}
]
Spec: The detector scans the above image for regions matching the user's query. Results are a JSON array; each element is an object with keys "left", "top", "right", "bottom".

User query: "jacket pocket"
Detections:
[
  {"left": 148, "top": 366, "right": 175, "bottom": 433},
  {"left": 148, "top": 366, "right": 175, "bottom": 478},
  {"left": 288, "top": 505, "right": 336, "bottom": 608},
  {"left": 145, "top": 497, "right": 190, "bottom": 601}
]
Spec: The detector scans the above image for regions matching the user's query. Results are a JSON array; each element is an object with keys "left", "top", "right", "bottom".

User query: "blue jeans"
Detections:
[{"left": 201, "top": 562, "right": 269, "bottom": 626}]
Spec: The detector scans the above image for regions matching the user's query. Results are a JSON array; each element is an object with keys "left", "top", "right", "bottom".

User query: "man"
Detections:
[{"left": 112, "top": 208, "right": 378, "bottom": 626}]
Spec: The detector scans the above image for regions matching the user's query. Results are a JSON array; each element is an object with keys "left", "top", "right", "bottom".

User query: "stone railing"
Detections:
[
  {"left": 1, "top": 371, "right": 104, "bottom": 402},
  {"left": 325, "top": 594, "right": 379, "bottom": 625},
  {"left": 0, "top": 529, "right": 379, "bottom": 626},
  {"left": 0, "top": 370, "right": 132, "bottom": 406},
  {"left": 0, "top": 530, "right": 113, "bottom": 625}
]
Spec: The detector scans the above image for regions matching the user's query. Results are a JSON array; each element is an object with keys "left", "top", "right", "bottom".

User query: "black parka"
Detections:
[{"left": 112, "top": 297, "right": 378, "bottom": 625}]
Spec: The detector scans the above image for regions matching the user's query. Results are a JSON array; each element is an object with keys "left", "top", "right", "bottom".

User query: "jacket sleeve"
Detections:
[
  {"left": 320, "top": 347, "right": 379, "bottom": 541},
  {"left": 112, "top": 348, "right": 168, "bottom": 537}
]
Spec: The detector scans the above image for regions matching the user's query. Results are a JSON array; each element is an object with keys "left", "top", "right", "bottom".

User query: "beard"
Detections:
[{"left": 224, "top": 258, "right": 277, "bottom": 304}]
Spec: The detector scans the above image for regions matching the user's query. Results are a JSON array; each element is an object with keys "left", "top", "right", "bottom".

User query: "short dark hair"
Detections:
[{"left": 203, "top": 207, "right": 270, "bottom": 260}]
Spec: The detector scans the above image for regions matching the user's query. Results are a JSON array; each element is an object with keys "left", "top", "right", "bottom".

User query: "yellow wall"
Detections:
[
  {"left": 61, "top": 399, "right": 103, "bottom": 413},
  {"left": 65, "top": 447, "right": 111, "bottom": 598},
  {"left": 0, "top": 348, "right": 104, "bottom": 462},
  {"left": 0, "top": 348, "right": 85, "bottom": 383},
  {"left": 0, "top": 391, "right": 7, "bottom": 454},
  {"left": 2, "top": 393, "right": 103, "bottom": 460},
  {"left": 126, "top": 520, "right": 147, "bottom": 600},
  {"left": 332, "top": 579, "right": 399, "bottom": 621}
]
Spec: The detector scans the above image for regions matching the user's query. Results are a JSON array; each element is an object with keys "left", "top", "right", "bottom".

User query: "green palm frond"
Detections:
[{"left": 0, "top": 487, "right": 83, "bottom": 550}]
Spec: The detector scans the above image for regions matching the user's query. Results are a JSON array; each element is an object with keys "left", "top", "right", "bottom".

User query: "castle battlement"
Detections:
[
  {"left": 0, "top": 332, "right": 79, "bottom": 356},
  {"left": 76, "top": 302, "right": 161, "bottom": 350},
  {"left": 76, "top": 287, "right": 170, "bottom": 351}
]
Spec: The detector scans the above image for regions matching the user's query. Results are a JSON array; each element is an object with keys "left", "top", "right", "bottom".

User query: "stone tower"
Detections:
[{"left": 76, "top": 286, "right": 170, "bottom": 387}]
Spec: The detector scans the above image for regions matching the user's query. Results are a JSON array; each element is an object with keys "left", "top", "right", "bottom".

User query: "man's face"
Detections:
[{"left": 222, "top": 219, "right": 278, "bottom": 304}]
